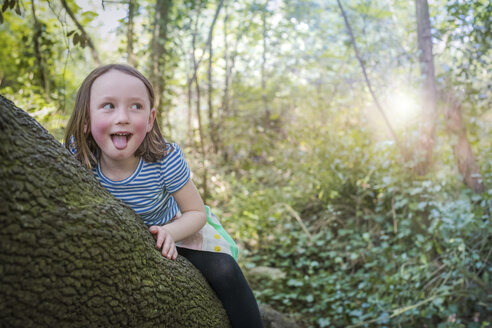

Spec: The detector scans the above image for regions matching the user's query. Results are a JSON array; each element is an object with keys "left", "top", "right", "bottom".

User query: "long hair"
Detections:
[{"left": 64, "top": 64, "right": 170, "bottom": 169}]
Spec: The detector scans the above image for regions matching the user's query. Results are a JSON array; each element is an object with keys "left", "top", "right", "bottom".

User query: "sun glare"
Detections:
[
  {"left": 365, "top": 88, "right": 421, "bottom": 139},
  {"left": 383, "top": 89, "right": 420, "bottom": 130}
]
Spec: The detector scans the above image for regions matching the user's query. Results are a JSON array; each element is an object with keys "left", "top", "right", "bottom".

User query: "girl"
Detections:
[{"left": 64, "top": 64, "right": 263, "bottom": 328}]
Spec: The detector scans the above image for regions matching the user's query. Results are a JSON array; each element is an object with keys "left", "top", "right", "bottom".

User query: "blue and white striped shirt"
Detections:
[{"left": 92, "top": 143, "right": 190, "bottom": 226}]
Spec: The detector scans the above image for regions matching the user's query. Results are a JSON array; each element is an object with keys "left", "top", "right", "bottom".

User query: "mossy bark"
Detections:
[{"left": 0, "top": 95, "right": 229, "bottom": 327}]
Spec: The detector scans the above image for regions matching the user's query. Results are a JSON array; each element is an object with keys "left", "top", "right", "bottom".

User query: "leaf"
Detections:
[
  {"left": 81, "top": 10, "right": 98, "bottom": 19},
  {"left": 433, "top": 297, "right": 443, "bottom": 307},
  {"left": 73, "top": 33, "right": 80, "bottom": 46},
  {"left": 2, "top": 0, "right": 11, "bottom": 12},
  {"left": 14, "top": 0, "right": 20, "bottom": 15},
  {"left": 378, "top": 312, "right": 390, "bottom": 324},
  {"left": 287, "top": 279, "right": 303, "bottom": 287},
  {"left": 318, "top": 317, "right": 331, "bottom": 327},
  {"left": 67, "top": 30, "right": 76, "bottom": 37}
]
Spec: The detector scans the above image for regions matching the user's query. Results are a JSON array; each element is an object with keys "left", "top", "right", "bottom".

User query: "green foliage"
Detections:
[
  {"left": 0, "top": 1, "right": 91, "bottom": 139},
  {"left": 209, "top": 111, "right": 491, "bottom": 327}
]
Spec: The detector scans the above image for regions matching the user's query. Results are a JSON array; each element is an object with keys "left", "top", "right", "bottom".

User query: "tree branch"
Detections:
[
  {"left": 189, "top": 0, "right": 225, "bottom": 84},
  {"left": 60, "top": 0, "right": 101, "bottom": 65},
  {"left": 336, "top": 0, "right": 404, "bottom": 156}
]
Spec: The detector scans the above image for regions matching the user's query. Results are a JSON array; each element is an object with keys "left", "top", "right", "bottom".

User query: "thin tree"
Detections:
[
  {"left": 188, "top": 0, "right": 224, "bottom": 84},
  {"left": 150, "top": 0, "right": 171, "bottom": 127},
  {"left": 415, "top": 0, "right": 437, "bottom": 174},
  {"left": 222, "top": 6, "right": 230, "bottom": 121},
  {"left": 186, "top": 48, "right": 194, "bottom": 147},
  {"left": 336, "top": 0, "right": 404, "bottom": 157},
  {"left": 31, "top": 0, "right": 50, "bottom": 101},
  {"left": 187, "top": 0, "right": 224, "bottom": 199},
  {"left": 208, "top": 10, "right": 218, "bottom": 153},
  {"left": 127, "top": 0, "right": 137, "bottom": 66},
  {"left": 190, "top": 5, "right": 208, "bottom": 201},
  {"left": 261, "top": 1, "right": 270, "bottom": 123}
]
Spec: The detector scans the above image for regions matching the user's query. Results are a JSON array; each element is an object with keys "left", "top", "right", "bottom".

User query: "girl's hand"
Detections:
[{"left": 148, "top": 226, "right": 178, "bottom": 260}]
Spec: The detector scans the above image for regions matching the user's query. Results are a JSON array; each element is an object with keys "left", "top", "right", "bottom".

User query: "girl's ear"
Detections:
[{"left": 147, "top": 108, "right": 156, "bottom": 132}]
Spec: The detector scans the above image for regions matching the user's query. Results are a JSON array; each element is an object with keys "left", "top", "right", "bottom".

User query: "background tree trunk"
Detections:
[
  {"left": 190, "top": 8, "right": 208, "bottom": 202},
  {"left": 442, "top": 92, "right": 485, "bottom": 193},
  {"left": 151, "top": 0, "right": 171, "bottom": 127},
  {"left": 0, "top": 95, "right": 229, "bottom": 327},
  {"left": 31, "top": 0, "right": 50, "bottom": 101},
  {"left": 208, "top": 26, "right": 219, "bottom": 154},
  {"left": 415, "top": 0, "right": 437, "bottom": 174},
  {"left": 206, "top": 0, "right": 224, "bottom": 155},
  {"left": 261, "top": 2, "right": 270, "bottom": 123},
  {"left": 127, "top": 0, "right": 137, "bottom": 66}
]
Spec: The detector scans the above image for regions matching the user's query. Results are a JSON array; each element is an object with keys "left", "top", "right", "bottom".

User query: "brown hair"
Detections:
[{"left": 64, "top": 64, "right": 170, "bottom": 169}]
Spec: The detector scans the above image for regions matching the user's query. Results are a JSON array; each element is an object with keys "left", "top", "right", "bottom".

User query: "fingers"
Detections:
[
  {"left": 161, "top": 236, "right": 177, "bottom": 260},
  {"left": 149, "top": 226, "right": 159, "bottom": 240},
  {"left": 160, "top": 234, "right": 175, "bottom": 259},
  {"left": 169, "top": 247, "right": 178, "bottom": 260},
  {"left": 162, "top": 242, "right": 177, "bottom": 260},
  {"left": 149, "top": 226, "right": 166, "bottom": 249},
  {"left": 148, "top": 226, "right": 177, "bottom": 260}
]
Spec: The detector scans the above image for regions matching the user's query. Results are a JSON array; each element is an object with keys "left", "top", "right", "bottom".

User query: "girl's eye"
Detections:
[
  {"left": 131, "top": 103, "right": 143, "bottom": 110},
  {"left": 103, "top": 103, "right": 114, "bottom": 110}
]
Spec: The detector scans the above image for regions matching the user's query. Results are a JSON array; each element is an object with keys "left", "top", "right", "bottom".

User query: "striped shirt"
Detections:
[{"left": 92, "top": 143, "right": 190, "bottom": 226}]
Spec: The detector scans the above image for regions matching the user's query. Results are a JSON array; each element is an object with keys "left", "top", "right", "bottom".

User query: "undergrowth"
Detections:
[{"left": 201, "top": 120, "right": 492, "bottom": 328}]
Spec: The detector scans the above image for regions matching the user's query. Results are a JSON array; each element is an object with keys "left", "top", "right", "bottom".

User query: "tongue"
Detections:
[{"left": 112, "top": 135, "right": 128, "bottom": 149}]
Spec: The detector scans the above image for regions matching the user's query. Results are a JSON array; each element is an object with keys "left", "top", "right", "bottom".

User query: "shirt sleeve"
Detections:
[
  {"left": 67, "top": 135, "right": 77, "bottom": 155},
  {"left": 161, "top": 143, "right": 191, "bottom": 194}
]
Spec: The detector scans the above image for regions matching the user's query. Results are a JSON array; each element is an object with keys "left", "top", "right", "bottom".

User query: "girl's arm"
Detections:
[
  {"left": 163, "top": 179, "right": 207, "bottom": 242},
  {"left": 149, "top": 179, "right": 206, "bottom": 260}
]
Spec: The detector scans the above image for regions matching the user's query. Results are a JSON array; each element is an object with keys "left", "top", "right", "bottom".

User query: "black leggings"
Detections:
[{"left": 177, "top": 247, "right": 264, "bottom": 328}]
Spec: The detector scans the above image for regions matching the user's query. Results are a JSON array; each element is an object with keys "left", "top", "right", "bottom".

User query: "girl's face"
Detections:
[{"left": 89, "top": 69, "right": 156, "bottom": 167}]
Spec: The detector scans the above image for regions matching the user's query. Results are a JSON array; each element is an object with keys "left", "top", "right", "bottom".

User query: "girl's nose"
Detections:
[{"left": 115, "top": 108, "right": 130, "bottom": 124}]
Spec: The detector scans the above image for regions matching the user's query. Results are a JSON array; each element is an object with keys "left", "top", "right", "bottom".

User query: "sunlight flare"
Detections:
[{"left": 383, "top": 89, "right": 420, "bottom": 130}]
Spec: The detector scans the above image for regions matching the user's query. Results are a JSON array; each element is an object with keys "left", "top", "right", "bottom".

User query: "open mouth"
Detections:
[{"left": 111, "top": 132, "right": 132, "bottom": 150}]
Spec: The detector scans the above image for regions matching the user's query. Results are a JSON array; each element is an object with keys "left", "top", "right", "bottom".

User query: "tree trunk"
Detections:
[
  {"left": 208, "top": 26, "right": 219, "bottom": 154},
  {"left": 186, "top": 57, "right": 193, "bottom": 147},
  {"left": 190, "top": 8, "right": 208, "bottom": 202},
  {"left": 415, "top": 0, "right": 437, "bottom": 174},
  {"left": 127, "top": 0, "right": 136, "bottom": 66},
  {"left": 0, "top": 95, "right": 229, "bottom": 327},
  {"left": 206, "top": 0, "right": 226, "bottom": 152},
  {"left": 442, "top": 92, "right": 485, "bottom": 193},
  {"left": 261, "top": 3, "right": 270, "bottom": 123},
  {"left": 31, "top": 0, "right": 50, "bottom": 101},
  {"left": 222, "top": 8, "right": 230, "bottom": 119},
  {"left": 151, "top": 0, "right": 171, "bottom": 127}
]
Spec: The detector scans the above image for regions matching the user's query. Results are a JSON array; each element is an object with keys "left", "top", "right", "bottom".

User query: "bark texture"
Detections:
[{"left": 0, "top": 95, "right": 229, "bottom": 327}]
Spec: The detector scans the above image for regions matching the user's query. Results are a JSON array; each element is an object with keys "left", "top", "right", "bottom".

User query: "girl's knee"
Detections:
[{"left": 209, "top": 254, "right": 242, "bottom": 283}]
